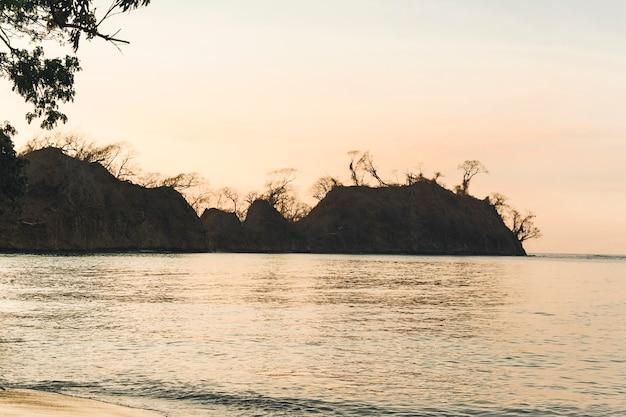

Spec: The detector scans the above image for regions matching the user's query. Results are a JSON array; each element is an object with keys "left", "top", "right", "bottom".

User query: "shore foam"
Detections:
[{"left": 0, "top": 389, "right": 162, "bottom": 417}]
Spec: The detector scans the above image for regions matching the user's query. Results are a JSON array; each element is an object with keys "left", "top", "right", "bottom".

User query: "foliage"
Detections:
[
  {"left": 507, "top": 209, "right": 542, "bottom": 243},
  {"left": 1, "top": 0, "right": 150, "bottom": 130},
  {"left": 0, "top": 122, "right": 27, "bottom": 213},
  {"left": 404, "top": 164, "right": 445, "bottom": 187},
  {"left": 457, "top": 160, "right": 488, "bottom": 195},
  {"left": 214, "top": 186, "right": 245, "bottom": 219},
  {"left": 311, "top": 175, "right": 342, "bottom": 201},
  {"left": 22, "top": 133, "right": 138, "bottom": 180},
  {"left": 347, "top": 150, "right": 362, "bottom": 185},
  {"left": 23, "top": 134, "right": 214, "bottom": 214},
  {"left": 0, "top": 1, "right": 149, "bottom": 204},
  {"left": 347, "top": 150, "right": 387, "bottom": 186},
  {"left": 489, "top": 192, "right": 542, "bottom": 243},
  {"left": 136, "top": 171, "right": 212, "bottom": 214},
  {"left": 261, "top": 168, "right": 310, "bottom": 221},
  {"left": 404, "top": 167, "right": 425, "bottom": 185},
  {"left": 488, "top": 192, "right": 508, "bottom": 212},
  {"left": 359, "top": 151, "right": 386, "bottom": 186}
]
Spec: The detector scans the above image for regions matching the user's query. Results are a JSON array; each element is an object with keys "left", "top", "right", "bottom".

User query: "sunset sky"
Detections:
[{"left": 3, "top": 0, "right": 626, "bottom": 255}]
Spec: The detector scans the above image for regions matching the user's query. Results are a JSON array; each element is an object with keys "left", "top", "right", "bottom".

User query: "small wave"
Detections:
[
  {"left": 533, "top": 253, "right": 626, "bottom": 261},
  {"left": 14, "top": 380, "right": 619, "bottom": 417}
]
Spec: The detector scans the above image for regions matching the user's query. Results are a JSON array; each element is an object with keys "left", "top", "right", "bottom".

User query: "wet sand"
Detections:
[{"left": 0, "top": 389, "right": 163, "bottom": 417}]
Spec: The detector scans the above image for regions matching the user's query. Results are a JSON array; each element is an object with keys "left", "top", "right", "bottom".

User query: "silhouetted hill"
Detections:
[
  {"left": 0, "top": 148, "right": 206, "bottom": 251},
  {"left": 295, "top": 183, "right": 526, "bottom": 255},
  {"left": 200, "top": 208, "right": 245, "bottom": 251},
  {"left": 0, "top": 149, "right": 525, "bottom": 255},
  {"left": 241, "top": 199, "right": 298, "bottom": 252},
  {"left": 201, "top": 183, "right": 525, "bottom": 255}
]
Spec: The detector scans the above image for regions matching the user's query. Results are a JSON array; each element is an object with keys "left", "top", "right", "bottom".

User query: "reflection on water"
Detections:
[{"left": 0, "top": 253, "right": 625, "bottom": 416}]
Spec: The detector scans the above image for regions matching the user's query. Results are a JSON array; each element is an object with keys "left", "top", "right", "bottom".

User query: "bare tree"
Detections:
[
  {"left": 311, "top": 175, "right": 342, "bottom": 201},
  {"left": 92, "top": 143, "right": 137, "bottom": 180},
  {"left": 488, "top": 192, "right": 508, "bottom": 215},
  {"left": 457, "top": 160, "right": 488, "bottom": 195},
  {"left": 184, "top": 185, "right": 213, "bottom": 215},
  {"left": 214, "top": 187, "right": 246, "bottom": 219},
  {"left": 219, "top": 187, "right": 240, "bottom": 212},
  {"left": 263, "top": 168, "right": 298, "bottom": 207},
  {"left": 260, "top": 168, "right": 311, "bottom": 221},
  {"left": 405, "top": 164, "right": 443, "bottom": 186},
  {"left": 359, "top": 151, "right": 387, "bottom": 186},
  {"left": 347, "top": 150, "right": 364, "bottom": 186},
  {"left": 159, "top": 173, "right": 203, "bottom": 190},
  {"left": 489, "top": 193, "right": 542, "bottom": 243},
  {"left": 19, "top": 135, "right": 53, "bottom": 155},
  {"left": 278, "top": 195, "right": 311, "bottom": 222},
  {"left": 135, "top": 172, "right": 165, "bottom": 188},
  {"left": 405, "top": 163, "right": 425, "bottom": 185},
  {"left": 245, "top": 191, "right": 261, "bottom": 206},
  {"left": 136, "top": 171, "right": 212, "bottom": 214},
  {"left": 159, "top": 173, "right": 210, "bottom": 214},
  {"left": 347, "top": 150, "right": 389, "bottom": 186},
  {"left": 509, "top": 210, "right": 542, "bottom": 243},
  {"left": 137, "top": 171, "right": 200, "bottom": 189},
  {"left": 21, "top": 134, "right": 139, "bottom": 180}
]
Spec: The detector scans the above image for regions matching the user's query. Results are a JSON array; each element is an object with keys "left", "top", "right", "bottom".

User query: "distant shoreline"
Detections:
[{"left": 1, "top": 251, "right": 624, "bottom": 259}]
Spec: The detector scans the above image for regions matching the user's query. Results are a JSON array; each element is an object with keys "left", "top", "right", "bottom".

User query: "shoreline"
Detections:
[{"left": 0, "top": 389, "right": 163, "bottom": 417}]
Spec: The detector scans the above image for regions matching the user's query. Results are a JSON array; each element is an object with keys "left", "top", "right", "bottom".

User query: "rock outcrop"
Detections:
[
  {"left": 0, "top": 148, "right": 206, "bottom": 251},
  {"left": 295, "top": 183, "right": 526, "bottom": 255},
  {"left": 200, "top": 208, "right": 245, "bottom": 251},
  {"left": 199, "top": 183, "right": 525, "bottom": 255},
  {"left": 0, "top": 149, "right": 526, "bottom": 255},
  {"left": 241, "top": 199, "right": 298, "bottom": 252}
]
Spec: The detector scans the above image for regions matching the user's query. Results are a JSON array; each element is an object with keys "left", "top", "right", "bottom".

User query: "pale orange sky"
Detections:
[{"left": 3, "top": 0, "right": 626, "bottom": 255}]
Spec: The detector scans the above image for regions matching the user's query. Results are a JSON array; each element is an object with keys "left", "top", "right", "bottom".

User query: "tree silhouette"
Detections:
[
  {"left": 347, "top": 150, "right": 364, "bottom": 186},
  {"left": 261, "top": 168, "right": 310, "bottom": 221},
  {"left": 311, "top": 176, "right": 342, "bottom": 201},
  {"left": 347, "top": 150, "right": 387, "bottom": 187},
  {"left": 22, "top": 134, "right": 139, "bottom": 180},
  {"left": 489, "top": 193, "right": 542, "bottom": 243},
  {"left": 1, "top": 1, "right": 150, "bottom": 203},
  {"left": 1, "top": 0, "right": 151, "bottom": 130},
  {"left": 0, "top": 123, "right": 27, "bottom": 214},
  {"left": 457, "top": 160, "right": 488, "bottom": 195},
  {"left": 359, "top": 151, "right": 387, "bottom": 187},
  {"left": 509, "top": 210, "right": 542, "bottom": 243}
]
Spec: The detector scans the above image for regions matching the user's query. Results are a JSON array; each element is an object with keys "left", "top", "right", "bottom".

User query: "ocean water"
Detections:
[{"left": 0, "top": 253, "right": 624, "bottom": 416}]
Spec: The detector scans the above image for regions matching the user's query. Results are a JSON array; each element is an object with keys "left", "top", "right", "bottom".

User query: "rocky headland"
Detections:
[
  {"left": 0, "top": 148, "right": 206, "bottom": 251},
  {"left": 0, "top": 148, "right": 526, "bottom": 255}
]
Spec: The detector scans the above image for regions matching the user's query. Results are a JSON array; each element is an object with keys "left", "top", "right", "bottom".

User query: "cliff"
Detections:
[
  {"left": 0, "top": 149, "right": 526, "bottom": 255},
  {"left": 200, "top": 207, "right": 245, "bottom": 251},
  {"left": 201, "top": 200, "right": 299, "bottom": 252},
  {"left": 0, "top": 148, "right": 206, "bottom": 251},
  {"left": 203, "top": 183, "right": 525, "bottom": 256},
  {"left": 295, "top": 183, "right": 526, "bottom": 255}
]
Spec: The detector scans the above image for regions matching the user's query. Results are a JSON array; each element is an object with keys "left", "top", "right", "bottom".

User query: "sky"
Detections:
[{"left": 2, "top": 0, "right": 626, "bottom": 255}]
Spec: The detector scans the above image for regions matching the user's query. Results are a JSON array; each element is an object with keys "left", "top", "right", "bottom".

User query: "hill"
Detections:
[
  {"left": 0, "top": 148, "right": 206, "bottom": 251},
  {"left": 1, "top": 150, "right": 525, "bottom": 255},
  {"left": 296, "top": 183, "right": 525, "bottom": 255}
]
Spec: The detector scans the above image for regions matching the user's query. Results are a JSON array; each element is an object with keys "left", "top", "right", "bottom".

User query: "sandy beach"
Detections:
[{"left": 0, "top": 389, "right": 163, "bottom": 417}]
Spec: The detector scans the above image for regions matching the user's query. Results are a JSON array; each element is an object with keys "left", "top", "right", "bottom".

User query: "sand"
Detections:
[{"left": 0, "top": 389, "right": 163, "bottom": 417}]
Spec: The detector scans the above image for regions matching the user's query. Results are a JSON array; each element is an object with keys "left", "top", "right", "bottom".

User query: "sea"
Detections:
[{"left": 0, "top": 253, "right": 624, "bottom": 416}]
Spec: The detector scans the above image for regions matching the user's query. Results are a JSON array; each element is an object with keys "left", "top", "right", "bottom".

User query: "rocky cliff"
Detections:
[
  {"left": 200, "top": 207, "right": 245, "bottom": 251},
  {"left": 295, "top": 183, "right": 526, "bottom": 255},
  {"left": 203, "top": 182, "right": 525, "bottom": 255},
  {"left": 1, "top": 149, "right": 525, "bottom": 255},
  {"left": 0, "top": 148, "right": 206, "bottom": 251}
]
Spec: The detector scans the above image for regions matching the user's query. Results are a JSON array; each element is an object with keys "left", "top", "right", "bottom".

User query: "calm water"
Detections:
[{"left": 0, "top": 253, "right": 625, "bottom": 416}]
